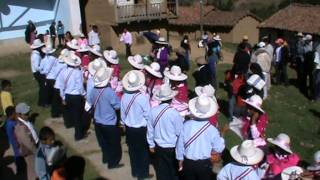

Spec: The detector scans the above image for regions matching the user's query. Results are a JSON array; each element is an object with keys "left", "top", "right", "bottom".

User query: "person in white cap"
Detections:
[
  {"left": 87, "top": 67, "right": 124, "bottom": 169},
  {"left": 58, "top": 51, "right": 86, "bottom": 142},
  {"left": 121, "top": 70, "right": 152, "bottom": 179},
  {"left": 164, "top": 65, "right": 189, "bottom": 116},
  {"left": 104, "top": 50, "right": 123, "bottom": 97},
  {"left": 217, "top": 140, "right": 266, "bottom": 180},
  {"left": 147, "top": 83, "right": 183, "bottom": 180},
  {"left": 30, "top": 39, "right": 46, "bottom": 106},
  {"left": 176, "top": 95, "right": 225, "bottom": 180},
  {"left": 265, "top": 133, "right": 301, "bottom": 178},
  {"left": 144, "top": 62, "right": 164, "bottom": 107},
  {"left": 128, "top": 54, "right": 144, "bottom": 70}
]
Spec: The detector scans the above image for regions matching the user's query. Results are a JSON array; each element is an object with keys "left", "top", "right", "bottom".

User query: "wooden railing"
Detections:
[{"left": 116, "top": 2, "right": 177, "bottom": 23}]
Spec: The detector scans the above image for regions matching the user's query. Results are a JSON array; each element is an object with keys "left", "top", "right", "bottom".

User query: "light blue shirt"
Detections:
[
  {"left": 88, "top": 87, "right": 120, "bottom": 125},
  {"left": 39, "top": 55, "right": 56, "bottom": 75},
  {"left": 47, "top": 61, "right": 66, "bottom": 80},
  {"left": 59, "top": 67, "right": 85, "bottom": 100},
  {"left": 176, "top": 119, "right": 225, "bottom": 161},
  {"left": 147, "top": 103, "right": 184, "bottom": 148},
  {"left": 31, "top": 50, "right": 42, "bottom": 73},
  {"left": 217, "top": 162, "right": 264, "bottom": 180},
  {"left": 86, "top": 75, "right": 94, "bottom": 100},
  {"left": 121, "top": 92, "right": 150, "bottom": 128}
]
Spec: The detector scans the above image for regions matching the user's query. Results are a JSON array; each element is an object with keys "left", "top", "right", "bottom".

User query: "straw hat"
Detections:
[
  {"left": 230, "top": 140, "right": 264, "bottom": 165},
  {"left": 257, "top": 42, "right": 266, "bottom": 48},
  {"left": 155, "top": 37, "right": 168, "bottom": 45},
  {"left": 122, "top": 70, "right": 145, "bottom": 92},
  {"left": 243, "top": 94, "right": 264, "bottom": 113},
  {"left": 296, "top": 32, "right": 304, "bottom": 37},
  {"left": 243, "top": 35, "right": 249, "bottom": 40},
  {"left": 267, "top": 133, "right": 293, "bottom": 154},
  {"left": 189, "top": 95, "right": 218, "bottom": 119},
  {"left": 144, "top": 62, "right": 162, "bottom": 78},
  {"left": 247, "top": 74, "right": 266, "bottom": 91},
  {"left": 88, "top": 58, "right": 107, "bottom": 75},
  {"left": 76, "top": 43, "right": 89, "bottom": 52},
  {"left": 213, "top": 35, "right": 222, "bottom": 41},
  {"left": 281, "top": 166, "right": 303, "bottom": 180},
  {"left": 195, "top": 56, "right": 208, "bottom": 65},
  {"left": 128, "top": 54, "right": 144, "bottom": 70},
  {"left": 66, "top": 39, "right": 80, "bottom": 50},
  {"left": 104, "top": 50, "right": 119, "bottom": 64},
  {"left": 164, "top": 66, "right": 187, "bottom": 81},
  {"left": 89, "top": 45, "right": 102, "bottom": 57},
  {"left": 153, "top": 83, "right": 178, "bottom": 101},
  {"left": 58, "top": 49, "right": 69, "bottom": 62},
  {"left": 30, "top": 39, "right": 45, "bottom": 49},
  {"left": 195, "top": 84, "right": 216, "bottom": 98},
  {"left": 64, "top": 51, "right": 81, "bottom": 67},
  {"left": 93, "top": 67, "right": 114, "bottom": 88},
  {"left": 41, "top": 45, "right": 56, "bottom": 54}
]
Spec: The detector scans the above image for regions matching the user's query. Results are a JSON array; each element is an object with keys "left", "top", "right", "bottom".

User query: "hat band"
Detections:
[{"left": 275, "top": 139, "right": 290, "bottom": 148}]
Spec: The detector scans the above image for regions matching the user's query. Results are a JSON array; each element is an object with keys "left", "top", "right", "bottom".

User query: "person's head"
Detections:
[
  {"left": 238, "top": 42, "right": 247, "bottom": 51},
  {"left": 65, "top": 156, "right": 86, "bottom": 179},
  {"left": 5, "top": 106, "right": 16, "bottom": 120},
  {"left": 123, "top": 28, "right": 128, "bottom": 33},
  {"left": 92, "top": 25, "right": 98, "bottom": 32},
  {"left": 105, "top": 46, "right": 113, "bottom": 51},
  {"left": 15, "top": 102, "right": 31, "bottom": 120},
  {"left": 250, "top": 63, "right": 263, "bottom": 77},
  {"left": 66, "top": 31, "right": 72, "bottom": 37},
  {"left": 58, "top": 20, "right": 62, "bottom": 25},
  {"left": 39, "top": 126, "right": 55, "bottom": 145},
  {"left": 242, "top": 35, "right": 249, "bottom": 43},
  {"left": 1, "top": 79, "right": 12, "bottom": 91},
  {"left": 52, "top": 21, "right": 56, "bottom": 26},
  {"left": 262, "top": 36, "right": 270, "bottom": 44},
  {"left": 183, "top": 35, "right": 188, "bottom": 40}
]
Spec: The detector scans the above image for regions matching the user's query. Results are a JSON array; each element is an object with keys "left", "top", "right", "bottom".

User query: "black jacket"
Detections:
[{"left": 193, "top": 64, "right": 213, "bottom": 87}]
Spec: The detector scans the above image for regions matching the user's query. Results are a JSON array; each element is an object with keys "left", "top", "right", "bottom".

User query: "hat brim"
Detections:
[
  {"left": 144, "top": 65, "right": 162, "bottom": 78},
  {"left": 94, "top": 68, "right": 114, "bottom": 88},
  {"left": 88, "top": 59, "right": 107, "bottom": 75},
  {"left": 153, "top": 90, "right": 178, "bottom": 102},
  {"left": 128, "top": 56, "right": 144, "bottom": 70},
  {"left": 163, "top": 70, "right": 187, "bottom": 81},
  {"left": 64, "top": 55, "right": 82, "bottom": 67},
  {"left": 213, "top": 37, "right": 221, "bottom": 41},
  {"left": 106, "top": 56, "right": 119, "bottom": 65},
  {"left": 90, "top": 49, "right": 102, "bottom": 57},
  {"left": 66, "top": 42, "right": 79, "bottom": 50},
  {"left": 281, "top": 166, "right": 303, "bottom": 180},
  {"left": 195, "top": 86, "right": 215, "bottom": 98},
  {"left": 230, "top": 145, "right": 264, "bottom": 165},
  {"left": 41, "top": 47, "right": 56, "bottom": 54},
  {"left": 155, "top": 41, "right": 168, "bottom": 45},
  {"left": 76, "top": 48, "right": 89, "bottom": 52},
  {"left": 188, "top": 97, "right": 218, "bottom": 119},
  {"left": 267, "top": 138, "right": 293, "bottom": 154},
  {"left": 30, "top": 43, "right": 45, "bottom": 49},
  {"left": 122, "top": 70, "right": 146, "bottom": 92},
  {"left": 243, "top": 99, "right": 265, "bottom": 113}
]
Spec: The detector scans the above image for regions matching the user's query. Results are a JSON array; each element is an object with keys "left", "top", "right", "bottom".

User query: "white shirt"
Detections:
[
  {"left": 217, "top": 162, "right": 264, "bottom": 180},
  {"left": 59, "top": 67, "right": 85, "bottom": 100},
  {"left": 315, "top": 51, "right": 320, "bottom": 70},
  {"left": 88, "top": 30, "right": 100, "bottom": 46},
  {"left": 275, "top": 46, "right": 282, "bottom": 63},
  {"left": 120, "top": 32, "right": 132, "bottom": 45},
  {"left": 31, "top": 50, "right": 42, "bottom": 73}
]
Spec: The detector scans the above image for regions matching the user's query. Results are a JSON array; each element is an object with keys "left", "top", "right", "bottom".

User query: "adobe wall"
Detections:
[{"left": 231, "top": 16, "right": 260, "bottom": 44}]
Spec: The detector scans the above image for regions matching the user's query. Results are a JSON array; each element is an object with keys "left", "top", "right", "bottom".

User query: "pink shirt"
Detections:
[
  {"left": 242, "top": 113, "right": 269, "bottom": 147},
  {"left": 267, "top": 153, "right": 300, "bottom": 176},
  {"left": 78, "top": 38, "right": 88, "bottom": 46},
  {"left": 111, "top": 64, "right": 121, "bottom": 79}
]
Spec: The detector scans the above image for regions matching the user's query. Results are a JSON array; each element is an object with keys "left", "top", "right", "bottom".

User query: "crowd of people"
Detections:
[{"left": 0, "top": 22, "right": 319, "bottom": 180}]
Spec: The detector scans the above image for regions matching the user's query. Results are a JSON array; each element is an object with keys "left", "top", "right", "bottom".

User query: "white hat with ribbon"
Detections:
[
  {"left": 267, "top": 133, "right": 293, "bottom": 154},
  {"left": 30, "top": 39, "right": 45, "bottom": 49},
  {"left": 164, "top": 65, "right": 187, "bottom": 81},
  {"left": 88, "top": 58, "right": 107, "bottom": 75},
  {"left": 76, "top": 43, "right": 90, "bottom": 52},
  {"left": 66, "top": 39, "right": 80, "bottom": 50},
  {"left": 189, "top": 95, "right": 218, "bottom": 119},
  {"left": 144, "top": 62, "right": 162, "bottom": 78},
  {"left": 128, "top": 54, "right": 144, "bottom": 70},
  {"left": 153, "top": 83, "right": 178, "bottom": 102},
  {"left": 155, "top": 37, "right": 168, "bottom": 45},
  {"left": 122, "top": 70, "right": 145, "bottom": 92},
  {"left": 230, "top": 140, "right": 264, "bottom": 165},
  {"left": 93, "top": 67, "right": 114, "bottom": 88},
  {"left": 104, "top": 50, "right": 119, "bottom": 64},
  {"left": 64, "top": 51, "right": 81, "bottom": 67},
  {"left": 89, "top": 45, "right": 102, "bottom": 57},
  {"left": 243, "top": 94, "right": 264, "bottom": 113}
]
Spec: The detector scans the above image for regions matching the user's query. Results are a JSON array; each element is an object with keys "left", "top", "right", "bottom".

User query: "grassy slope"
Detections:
[{"left": 0, "top": 51, "right": 319, "bottom": 179}]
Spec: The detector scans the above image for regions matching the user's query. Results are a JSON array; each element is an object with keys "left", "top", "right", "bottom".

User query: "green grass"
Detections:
[{"left": 0, "top": 51, "right": 319, "bottom": 178}]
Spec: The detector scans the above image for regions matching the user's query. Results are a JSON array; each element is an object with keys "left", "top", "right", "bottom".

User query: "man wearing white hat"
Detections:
[
  {"left": 58, "top": 51, "right": 86, "bottom": 141},
  {"left": 176, "top": 95, "right": 225, "bottom": 180},
  {"left": 39, "top": 44, "right": 57, "bottom": 107},
  {"left": 147, "top": 83, "right": 183, "bottom": 180},
  {"left": 30, "top": 39, "right": 46, "bottom": 106},
  {"left": 128, "top": 54, "right": 144, "bottom": 70},
  {"left": 88, "top": 67, "right": 124, "bottom": 169},
  {"left": 217, "top": 140, "right": 266, "bottom": 180},
  {"left": 121, "top": 70, "right": 152, "bottom": 179}
]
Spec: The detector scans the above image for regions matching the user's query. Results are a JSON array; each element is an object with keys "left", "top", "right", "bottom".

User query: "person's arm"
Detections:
[
  {"left": 120, "top": 98, "right": 126, "bottom": 125},
  {"left": 176, "top": 128, "right": 184, "bottom": 171},
  {"left": 146, "top": 112, "right": 155, "bottom": 150},
  {"left": 140, "top": 95, "right": 151, "bottom": 121},
  {"left": 110, "top": 89, "right": 121, "bottom": 110},
  {"left": 211, "top": 128, "right": 225, "bottom": 153}
]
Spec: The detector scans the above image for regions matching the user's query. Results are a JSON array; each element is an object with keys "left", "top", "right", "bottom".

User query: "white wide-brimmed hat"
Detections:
[
  {"left": 30, "top": 39, "right": 45, "bottom": 49},
  {"left": 41, "top": 45, "right": 56, "bottom": 54},
  {"left": 281, "top": 166, "right": 303, "bottom": 180},
  {"left": 122, "top": 70, "right": 145, "bottom": 92},
  {"left": 93, "top": 67, "right": 114, "bottom": 88},
  {"left": 153, "top": 83, "right": 178, "bottom": 101},
  {"left": 89, "top": 45, "right": 102, "bottom": 57},
  {"left": 247, "top": 74, "right": 266, "bottom": 91},
  {"left": 195, "top": 84, "right": 216, "bottom": 98},
  {"left": 88, "top": 58, "right": 107, "bottom": 75},
  {"left": 64, "top": 51, "right": 81, "bottom": 67},
  {"left": 67, "top": 39, "right": 80, "bottom": 50},
  {"left": 128, "top": 54, "right": 144, "bottom": 70},
  {"left": 155, "top": 37, "right": 168, "bottom": 45},
  {"left": 230, "top": 140, "right": 264, "bottom": 165},
  {"left": 145, "top": 62, "right": 162, "bottom": 78},
  {"left": 58, "top": 49, "right": 69, "bottom": 62},
  {"left": 267, "top": 133, "right": 293, "bottom": 154},
  {"left": 164, "top": 66, "right": 187, "bottom": 81},
  {"left": 104, "top": 50, "right": 119, "bottom": 64},
  {"left": 314, "top": 151, "right": 320, "bottom": 163},
  {"left": 243, "top": 95, "right": 264, "bottom": 113},
  {"left": 305, "top": 34, "right": 312, "bottom": 40},
  {"left": 189, "top": 95, "right": 218, "bottom": 119},
  {"left": 257, "top": 42, "right": 266, "bottom": 48},
  {"left": 213, "top": 35, "right": 221, "bottom": 41},
  {"left": 76, "top": 43, "right": 89, "bottom": 52}
]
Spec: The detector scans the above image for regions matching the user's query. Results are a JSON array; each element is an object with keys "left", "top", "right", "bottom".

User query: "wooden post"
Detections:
[{"left": 114, "top": 0, "right": 119, "bottom": 23}]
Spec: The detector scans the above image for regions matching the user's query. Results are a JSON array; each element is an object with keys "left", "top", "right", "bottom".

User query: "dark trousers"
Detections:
[
  {"left": 126, "top": 126, "right": 149, "bottom": 178},
  {"left": 314, "top": 69, "right": 320, "bottom": 100},
  {"left": 155, "top": 145, "right": 179, "bottom": 180},
  {"left": 95, "top": 123, "right": 122, "bottom": 168},
  {"left": 46, "top": 79, "right": 55, "bottom": 105},
  {"left": 275, "top": 62, "right": 289, "bottom": 85},
  {"left": 183, "top": 158, "right": 213, "bottom": 180},
  {"left": 58, "top": 34, "right": 64, "bottom": 47},
  {"left": 51, "top": 88, "right": 62, "bottom": 118},
  {"left": 34, "top": 73, "right": 48, "bottom": 106},
  {"left": 65, "top": 94, "right": 85, "bottom": 140},
  {"left": 82, "top": 110, "right": 92, "bottom": 134},
  {"left": 125, "top": 43, "right": 132, "bottom": 58},
  {"left": 51, "top": 36, "right": 56, "bottom": 48},
  {"left": 296, "top": 57, "right": 305, "bottom": 93}
]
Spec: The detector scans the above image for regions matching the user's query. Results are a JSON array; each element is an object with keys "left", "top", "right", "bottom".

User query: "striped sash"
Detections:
[
  {"left": 124, "top": 92, "right": 141, "bottom": 116},
  {"left": 153, "top": 105, "right": 170, "bottom": 128},
  {"left": 64, "top": 69, "right": 74, "bottom": 90},
  {"left": 184, "top": 121, "right": 211, "bottom": 149},
  {"left": 47, "top": 59, "right": 57, "bottom": 76},
  {"left": 93, "top": 88, "right": 106, "bottom": 109},
  {"left": 235, "top": 168, "right": 254, "bottom": 180}
]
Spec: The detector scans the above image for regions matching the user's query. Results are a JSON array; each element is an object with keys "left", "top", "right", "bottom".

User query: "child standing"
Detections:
[{"left": 1, "top": 80, "right": 14, "bottom": 116}]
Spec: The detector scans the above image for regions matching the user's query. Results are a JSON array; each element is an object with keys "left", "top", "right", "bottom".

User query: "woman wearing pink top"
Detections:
[
  {"left": 144, "top": 62, "right": 163, "bottom": 107},
  {"left": 78, "top": 34, "right": 88, "bottom": 46},
  {"left": 265, "top": 133, "right": 301, "bottom": 178},
  {"left": 104, "top": 50, "right": 123, "bottom": 97}
]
